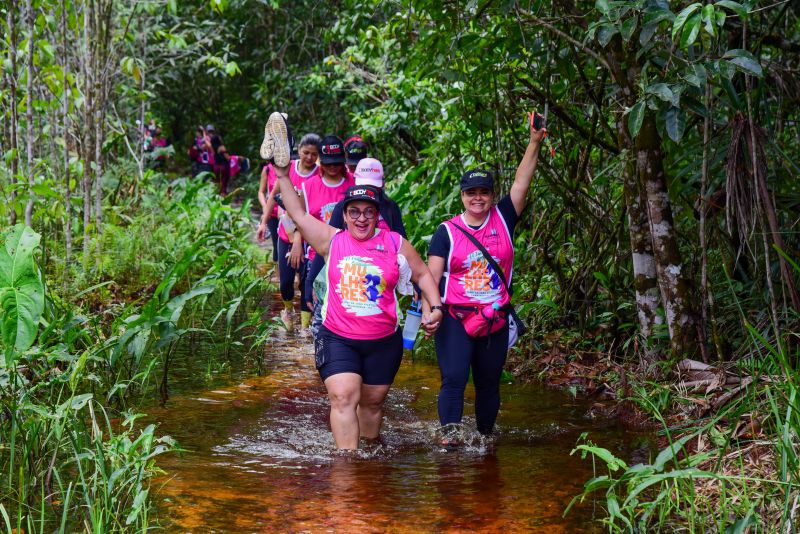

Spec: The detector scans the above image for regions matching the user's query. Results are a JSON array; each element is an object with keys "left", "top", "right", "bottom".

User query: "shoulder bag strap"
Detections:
[{"left": 451, "top": 223, "right": 513, "bottom": 297}]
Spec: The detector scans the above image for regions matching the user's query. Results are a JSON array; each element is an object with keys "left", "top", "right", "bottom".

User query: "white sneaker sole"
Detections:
[{"left": 260, "top": 112, "right": 291, "bottom": 167}]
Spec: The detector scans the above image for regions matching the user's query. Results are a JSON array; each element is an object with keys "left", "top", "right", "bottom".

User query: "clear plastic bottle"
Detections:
[{"left": 402, "top": 300, "right": 423, "bottom": 350}]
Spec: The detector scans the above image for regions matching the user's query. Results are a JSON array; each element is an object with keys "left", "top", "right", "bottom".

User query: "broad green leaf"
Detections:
[
  {"left": 0, "top": 225, "right": 44, "bottom": 352},
  {"left": 628, "top": 101, "right": 646, "bottom": 138},
  {"left": 701, "top": 4, "right": 716, "bottom": 37},
  {"left": 671, "top": 3, "right": 701, "bottom": 41},
  {"left": 639, "top": 23, "right": 658, "bottom": 45},
  {"left": 168, "top": 0, "right": 177, "bottom": 15},
  {"left": 595, "top": 0, "right": 610, "bottom": 15},
  {"left": 724, "top": 49, "right": 762, "bottom": 77},
  {"left": 715, "top": 0, "right": 748, "bottom": 19},
  {"left": 680, "top": 13, "right": 701, "bottom": 48},
  {"left": 647, "top": 82, "right": 673, "bottom": 102},
  {"left": 621, "top": 16, "right": 638, "bottom": 42},
  {"left": 665, "top": 106, "right": 686, "bottom": 142},
  {"left": 597, "top": 24, "right": 618, "bottom": 48}
]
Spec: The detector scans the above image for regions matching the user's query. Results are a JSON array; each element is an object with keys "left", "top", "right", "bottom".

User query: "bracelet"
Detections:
[{"left": 431, "top": 305, "right": 443, "bottom": 312}]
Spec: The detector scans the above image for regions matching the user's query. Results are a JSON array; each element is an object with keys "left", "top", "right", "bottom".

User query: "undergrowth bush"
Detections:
[{"left": 0, "top": 174, "right": 274, "bottom": 532}]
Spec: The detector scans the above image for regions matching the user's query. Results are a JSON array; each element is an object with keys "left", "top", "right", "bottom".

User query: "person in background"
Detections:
[
  {"left": 426, "top": 114, "right": 545, "bottom": 446},
  {"left": 257, "top": 162, "right": 280, "bottom": 262},
  {"left": 299, "top": 135, "right": 354, "bottom": 334},
  {"left": 264, "top": 133, "right": 321, "bottom": 331},
  {"left": 152, "top": 127, "right": 168, "bottom": 168},
  {"left": 190, "top": 126, "right": 214, "bottom": 177},
  {"left": 344, "top": 137, "right": 368, "bottom": 175}
]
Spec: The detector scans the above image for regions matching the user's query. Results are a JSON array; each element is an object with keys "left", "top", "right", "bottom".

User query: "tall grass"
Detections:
[
  {"left": 568, "top": 260, "right": 800, "bottom": 532},
  {"left": 0, "top": 172, "right": 274, "bottom": 531}
]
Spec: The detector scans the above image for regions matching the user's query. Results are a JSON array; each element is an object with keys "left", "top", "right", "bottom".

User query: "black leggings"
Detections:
[
  {"left": 277, "top": 238, "right": 310, "bottom": 312},
  {"left": 435, "top": 310, "right": 509, "bottom": 434},
  {"left": 267, "top": 217, "right": 279, "bottom": 262}
]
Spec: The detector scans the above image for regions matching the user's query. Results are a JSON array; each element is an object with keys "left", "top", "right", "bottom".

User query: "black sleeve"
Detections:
[
  {"left": 427, "top": 224, "right": 451, "bottom": 258},
  {"left": 328, "top": 201, "right": 345, "bottom": 230},
  {"left": 497, "top": 195, "right": 519, "bottom": 234}
]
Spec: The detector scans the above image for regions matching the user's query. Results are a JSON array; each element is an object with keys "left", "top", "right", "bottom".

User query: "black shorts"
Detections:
[{"left": 315, "top": 325, "right": 403, "bottom": 385}]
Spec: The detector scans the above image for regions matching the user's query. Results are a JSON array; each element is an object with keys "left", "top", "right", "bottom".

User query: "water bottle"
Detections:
[{"left": 402, "top": 300, "right": 423, "bottom": 350}]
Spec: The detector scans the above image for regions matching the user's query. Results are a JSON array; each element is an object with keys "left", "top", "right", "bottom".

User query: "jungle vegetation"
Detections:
[{"left": 1, "top": 0, "right": 798, "bottom": 530}]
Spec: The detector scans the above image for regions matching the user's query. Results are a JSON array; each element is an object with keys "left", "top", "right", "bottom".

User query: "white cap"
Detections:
[{"left": 354, "top": 158, "right": 384, "bottom": 188}]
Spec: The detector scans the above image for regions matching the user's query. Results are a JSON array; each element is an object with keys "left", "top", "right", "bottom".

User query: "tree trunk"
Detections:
[
  {"left": 81, "top": 0, "right": 94, "bottom": 266},
  {"left": 606, "top": 38, "right": 662, "bottom": 365},
  {"left": 637, "top": 113, "right": 698, "bottom": 358},
  {"left": 23, "top": 0, "right": 35, "bottom": 226},
  {"left": 7, "top": 4, "right": 19, "bottom": 226},
  {"left": 61, "top": 0, "right": 72, "bottom": 266}
]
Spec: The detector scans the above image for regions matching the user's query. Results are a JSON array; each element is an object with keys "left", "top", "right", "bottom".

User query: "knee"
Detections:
[{"left": 328, "top": 388, "right": 359, "bottom": 412}]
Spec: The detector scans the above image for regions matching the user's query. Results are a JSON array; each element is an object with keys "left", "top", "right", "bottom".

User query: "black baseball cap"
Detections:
[
  {"left": 319, "top": 135, "right": 346, "bottom": 165},
  {"left": 343, "top": 185, "right": 381, "bottom": 208},
  {"left": 460, "top": 169, "right": 494, "bottom": 191},
  {"left": 345, "top": 140, "right": 368, "bottom": 165}
]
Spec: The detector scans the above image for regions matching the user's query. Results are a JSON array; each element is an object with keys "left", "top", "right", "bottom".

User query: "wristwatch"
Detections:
[{"left": 431, "top": 305, "right": 443, "bottom": 312}]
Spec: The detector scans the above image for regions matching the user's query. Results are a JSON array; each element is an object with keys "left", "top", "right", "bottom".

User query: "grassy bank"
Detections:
[{"left": 0, "top": 171, "right": 273, "bottom": 532}]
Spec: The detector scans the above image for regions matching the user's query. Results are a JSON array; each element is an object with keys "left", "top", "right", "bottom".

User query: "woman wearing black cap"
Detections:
[
  {"left": 266, "top": 133, "right": 444, "bottom": 449},
  {"left": 426, "top": 115, "right": 546, "bottom": 446}
]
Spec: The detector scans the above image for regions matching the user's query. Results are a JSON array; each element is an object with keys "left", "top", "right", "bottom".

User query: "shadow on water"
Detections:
[{"left": 151, "top": 304, "right": 649, "bottom": 532}]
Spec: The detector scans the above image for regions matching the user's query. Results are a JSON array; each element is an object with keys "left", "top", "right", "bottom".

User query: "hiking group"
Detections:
[
  {"left": 189, "top": 124, "right": 249, "bottom": 195},
  {"left": 257, "top": 111, "right": 545, "bottom": 450}
]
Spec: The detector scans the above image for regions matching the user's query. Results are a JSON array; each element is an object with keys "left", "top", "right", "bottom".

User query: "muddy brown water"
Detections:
[{"left": 149, "top": 324, "right": 648, "bottom": 533}]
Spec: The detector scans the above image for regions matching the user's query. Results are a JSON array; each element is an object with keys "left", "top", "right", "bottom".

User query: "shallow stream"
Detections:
[{"left": 150, "top": 322, "right": 645, "bottom": 532}]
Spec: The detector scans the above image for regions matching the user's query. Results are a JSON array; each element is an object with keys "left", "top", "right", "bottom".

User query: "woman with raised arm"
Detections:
[
  {"left": 426, "top": 113, "right": 546, "bottom": 446},
  {"left": 262, "top": 112, "right": 444, "bottom": 449}
]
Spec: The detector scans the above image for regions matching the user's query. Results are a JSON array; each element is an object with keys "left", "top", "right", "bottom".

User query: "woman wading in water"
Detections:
[{"left": 261, "top": 112, "right": 444, "bottom": 449}]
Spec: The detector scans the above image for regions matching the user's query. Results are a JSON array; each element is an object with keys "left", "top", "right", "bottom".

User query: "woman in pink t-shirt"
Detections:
[
  {"left": 275, "top": 170, "right": 444, "bottom": 450},
  {"left": 426, "top": 114, "right": 546, "bottom": 446}
]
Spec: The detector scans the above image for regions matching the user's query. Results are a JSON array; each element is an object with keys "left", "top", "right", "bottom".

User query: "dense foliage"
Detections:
[{"left": 1, "top": 0, "right": 799, "bottom": 530}]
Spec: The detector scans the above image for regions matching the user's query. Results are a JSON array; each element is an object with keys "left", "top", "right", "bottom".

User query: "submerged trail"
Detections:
[{"left": 148, "top": 283, "right": 642, "bottom": 532}]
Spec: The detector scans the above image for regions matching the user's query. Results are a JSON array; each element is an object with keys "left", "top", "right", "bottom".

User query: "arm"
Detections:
[
  {"left": 257, "top": 168, "right": 270, "bottom": 241},
  {"left": 400, "top": 240, "right": 443, "bottom": 334},
  {"left": 276, "top": 168, "right": 337, "bottom": 257},
  {"left": 509, "top": 113, "right": 546, "bottom": 216}
]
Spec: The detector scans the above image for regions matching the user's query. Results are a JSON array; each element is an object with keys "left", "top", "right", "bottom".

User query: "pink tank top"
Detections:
[
  {"left": 265, "top": 165, "right": 279, "bottom": 218},
  {"left": 442, "top": 207, "right": 514, "bottom": 306},
  {"left": 322, "top": 229, "right": 402, "bottom": 340},
  {"left": 277, "top": 161, "right": 320, "bottom": 243},
  {"left": 302, "top": 174, "right": 354, "bottom": 260}
]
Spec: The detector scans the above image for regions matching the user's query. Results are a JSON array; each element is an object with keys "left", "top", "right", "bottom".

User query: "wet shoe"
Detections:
[
  {"left": 439, "top": 423, "right": 462, "bottom": 449},
  {"left": 260, "top": 112, "right": 293, "bottom": 167},
  {"left": 280, "top": 309, "right": 294, "bottom": 332}
]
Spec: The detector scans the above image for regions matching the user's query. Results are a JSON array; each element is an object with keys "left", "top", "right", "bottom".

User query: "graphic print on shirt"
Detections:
[
  {"left": 458, "top": 250, "right": 503, "bottom": 303},
  {"left": 336, "top": 255, "right": 386, "bottom": 316},
  {"left": 320, "top": 202, "right": 337, "bottom": 224}
]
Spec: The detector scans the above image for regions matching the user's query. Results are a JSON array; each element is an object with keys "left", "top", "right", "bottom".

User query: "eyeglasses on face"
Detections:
[
  {"left": 463, "top": 188, "right": 492, "bottom": 197},
  {"left": 346, "top": 207, "right": 378, "bottom": 220}
]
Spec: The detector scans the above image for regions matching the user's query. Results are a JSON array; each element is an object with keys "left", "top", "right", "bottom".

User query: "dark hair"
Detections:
[{"left": 298, "top": 133, "right": 321, "bottom": 150}]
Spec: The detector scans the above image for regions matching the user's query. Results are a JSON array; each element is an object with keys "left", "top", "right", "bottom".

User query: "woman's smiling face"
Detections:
[
  {"left": 461, "top": 187, "right": 493, "bottom": 219},
  {"left": 344, "top": 200, "right": 378, "bottom": 241}
]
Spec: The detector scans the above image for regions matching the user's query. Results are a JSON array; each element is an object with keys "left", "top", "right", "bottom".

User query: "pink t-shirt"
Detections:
[
  {"left": 302, "top": 173, "right": 354, "bottom": 260},
  {"left": 441, "top": 207, "right": 513, "bottom": 306},
  {"left": 322, "top": 229, "right": 402, "bottom": 340},
  {"left": 265, "top": 164, "right": 279, "bottom": 218},
  {"left": 277, "top": 160, "right": 320, "bottom": 243}
]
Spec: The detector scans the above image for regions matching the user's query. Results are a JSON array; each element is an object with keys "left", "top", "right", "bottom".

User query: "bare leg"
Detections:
[
  {"left": 357, "top": 384, "right": 391, "bottom": 439},
  {"left": 324, "top": 373, "right": 362, "bottom": 449}
]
